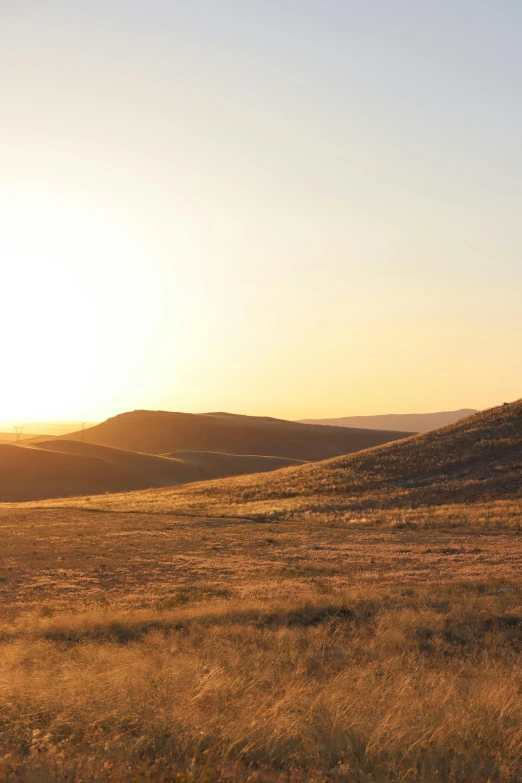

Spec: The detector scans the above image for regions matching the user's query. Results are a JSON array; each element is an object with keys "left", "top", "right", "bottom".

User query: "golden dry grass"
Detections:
[
  {"left": 2, "top": 588, "right": 522, "bottom": 783},
  {"left": 1, "top": 504, "right": 522, "bottom": 617},
  {"left": 1, "top": 502, "right": 522, "bottom": 781}
]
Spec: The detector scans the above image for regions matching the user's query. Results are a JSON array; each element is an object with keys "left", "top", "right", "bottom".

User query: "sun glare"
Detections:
[{"left": 0, "top": 192, "right": 161, "bottom": 421}]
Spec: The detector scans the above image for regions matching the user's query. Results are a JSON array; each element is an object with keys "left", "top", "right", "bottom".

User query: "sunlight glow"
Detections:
[
  {"left": 1, "top": 3, "right": 521, "bottom": 423},
  {"left": 0, "top": 193, "right": 164, "bottom": 420}
]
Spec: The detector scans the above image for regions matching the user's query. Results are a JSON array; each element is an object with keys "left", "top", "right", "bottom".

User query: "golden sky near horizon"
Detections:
[{"left": 1, "top": 2, "right": 521, "bottom": 422}]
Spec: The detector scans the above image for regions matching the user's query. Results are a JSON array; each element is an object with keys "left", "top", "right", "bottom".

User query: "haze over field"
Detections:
[{"left": 0, "top": 422, "right": 97, "bottom": 440}]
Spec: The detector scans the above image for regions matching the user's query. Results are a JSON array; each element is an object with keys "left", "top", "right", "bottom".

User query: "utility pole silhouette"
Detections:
[
  {"left": 81, "top": 422, "right": 85, "bottom": 442},
  {"left": 14, "top": 425, "right": 24, "bottom": 444}
]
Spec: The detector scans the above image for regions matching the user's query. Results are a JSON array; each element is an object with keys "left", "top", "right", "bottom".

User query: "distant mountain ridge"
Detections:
[
  {"left": 299, "top": 409, "right": 478, "bottom": 433},
  {"left": 61, "top": 410, "right": 412, "bottom": 461}
]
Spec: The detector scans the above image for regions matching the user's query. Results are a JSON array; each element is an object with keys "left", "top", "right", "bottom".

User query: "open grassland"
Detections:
[
  {"left": 1, "top": 402, "right": 521, "bottom": 780},
  {"left": 1, "top": 504, "right": 522, "bottom": 617},
  {"left": 0, "top": 503, "right": 522, "bottom": 781}
]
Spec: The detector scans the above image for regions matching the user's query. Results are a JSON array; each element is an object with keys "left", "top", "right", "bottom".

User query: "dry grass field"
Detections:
[
  {"left": 0, "top": 402, "right": 521, "bottom": 781},
  {"left": 0, "top": 504, "right": 521, "bottom": 782}
]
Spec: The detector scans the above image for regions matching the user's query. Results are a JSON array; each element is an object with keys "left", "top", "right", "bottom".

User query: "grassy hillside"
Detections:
[
  {"left": 62, "top": 409, "right": 411, "bottom": 460},
  {"left": 300, "top": 408, "right": 478, "bottom": 432},
  {"left": 42, "top": 400, "right": 522, "bottom": 520}
]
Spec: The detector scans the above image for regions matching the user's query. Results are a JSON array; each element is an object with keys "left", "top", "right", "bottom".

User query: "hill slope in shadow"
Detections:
[
  {"left": 0, "top": 441, "right": 305, "bottom": 502},
  {"left": 62, "top": 410, "right": 411, "bottom": 460},
  {"left": 299, "top": 409, "right": 478, "bottom": 433},
  {"left": 38, "top": 441, "right": 304, "bottom": 485},
  {"left": 43, "top": 400, "right": 522, "bottom": 517},
  {"left": 0, "top": 443, "right": 150, "bottom": 502},
  {"left": 164, "top": 450, "right": 306, "bottom": 478}
]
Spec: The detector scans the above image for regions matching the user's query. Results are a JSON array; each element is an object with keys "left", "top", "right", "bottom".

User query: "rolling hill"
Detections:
[
  {"left": 163, "top": 450, "right": 306, "bottom": 478},
  {"left": 43, "top": 400, "right": 522, "bottom": 518},
  {"left": 36, "top": 440, "right": 304, "bottom": 486},
  {"left": 0, "top": 440, "right": 305, "bottom": 502},
  {"left": 61, "top": 410, "right": 412, "bottom": 460},
  {"left": 0, "top": 443, "right": 151, "bottom": 502},
  {"left": 299, "top": 409, "right": 478, "bottom": 433}
]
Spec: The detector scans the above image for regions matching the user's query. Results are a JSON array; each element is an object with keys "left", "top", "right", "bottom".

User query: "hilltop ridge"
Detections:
[
  {"left": 299, "top": 409, "right": 478, "bottom": 433},
  {"left": 62, "top": 409, "right": 411, "bottom": 460}
]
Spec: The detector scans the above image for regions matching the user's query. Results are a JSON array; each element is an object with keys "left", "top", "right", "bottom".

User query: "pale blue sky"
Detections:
[{"left": 0, "top": 2, "right": 521, "bottom": 420}]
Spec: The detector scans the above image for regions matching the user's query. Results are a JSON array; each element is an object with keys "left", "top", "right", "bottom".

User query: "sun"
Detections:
[{"left": 0, "top": 191, "right": 160, "bottom": 421}]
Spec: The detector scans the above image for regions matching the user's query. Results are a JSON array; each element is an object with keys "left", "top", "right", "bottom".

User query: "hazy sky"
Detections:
[{"left": 1, "top": 1, "right": 521, "bottom": 422}]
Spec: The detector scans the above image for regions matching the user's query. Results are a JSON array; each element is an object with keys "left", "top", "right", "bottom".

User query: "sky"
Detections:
[{"left": 1, "top": 0, "right": 521, "bottom": 423}]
